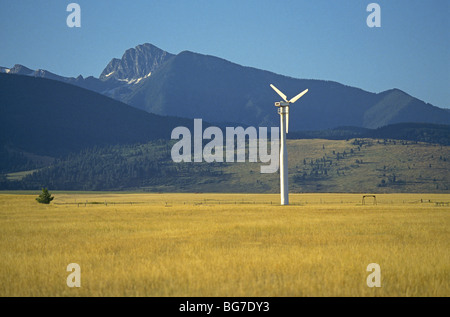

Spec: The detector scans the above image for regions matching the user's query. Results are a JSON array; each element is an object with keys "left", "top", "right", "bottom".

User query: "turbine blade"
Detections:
[
  {"left": 270, "top": 84, "right": 288, "bottom": 102},
  {"left": 289, "top": 88, "right": 308, "bottom": 103}
]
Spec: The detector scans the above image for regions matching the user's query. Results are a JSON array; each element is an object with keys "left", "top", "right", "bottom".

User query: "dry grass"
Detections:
[
  {"left": 210, "top": 139, "right": 450, "bottom": 194},
  {"left": 0, "top": 193, "right": 448, "bottom": 296}
]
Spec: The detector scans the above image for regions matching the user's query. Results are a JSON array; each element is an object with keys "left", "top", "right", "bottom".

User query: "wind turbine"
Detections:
[{"left": 270, "top": 84, "right": 308, "bottom": 205}]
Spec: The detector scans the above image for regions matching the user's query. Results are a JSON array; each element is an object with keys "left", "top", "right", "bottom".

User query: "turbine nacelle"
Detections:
[{"left": 270, "top": 84, "right": 308, "bottom": 134}]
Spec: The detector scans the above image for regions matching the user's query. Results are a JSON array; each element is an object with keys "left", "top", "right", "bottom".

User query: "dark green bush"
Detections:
[{"left": 36, "top": 188, "right": 54, "bottom": 204}]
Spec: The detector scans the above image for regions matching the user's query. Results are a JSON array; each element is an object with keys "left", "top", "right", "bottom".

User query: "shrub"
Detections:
[{"left": 36, "top": 188, "right": 54, "bottom": 204}]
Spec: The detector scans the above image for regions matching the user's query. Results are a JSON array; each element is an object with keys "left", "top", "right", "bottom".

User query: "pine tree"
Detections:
[{"left": 36, "top": 188, "right": 54, "bottom": 204}]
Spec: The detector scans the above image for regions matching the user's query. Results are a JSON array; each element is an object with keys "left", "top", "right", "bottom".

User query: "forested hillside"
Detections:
[{"left": 2, "top": 139, "right": 449, "bottom": 193}]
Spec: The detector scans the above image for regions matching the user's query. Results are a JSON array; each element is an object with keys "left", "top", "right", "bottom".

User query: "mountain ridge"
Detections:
[
  {"left": 99, "top": 43, "right": 174, "bottom": 81},
  {"left": 1, "top": 43, "right": 449, "bottom": 130}
]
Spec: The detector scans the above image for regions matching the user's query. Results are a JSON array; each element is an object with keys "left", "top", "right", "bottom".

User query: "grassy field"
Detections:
[{"left": 0, "top": 192, "right": 449, "bottom": 297}]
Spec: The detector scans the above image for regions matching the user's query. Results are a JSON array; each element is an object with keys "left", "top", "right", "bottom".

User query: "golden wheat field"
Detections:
[{"left": 0, "top": 192, "right": 449, "bottom": 297}]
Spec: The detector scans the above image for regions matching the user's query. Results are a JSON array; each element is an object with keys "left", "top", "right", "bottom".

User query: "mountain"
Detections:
[
  {"left": 0, "top": 73, "right": 193, "bottom": 158},
  {"left": 123, "top": 49, "right": 380, "bottom": 131},
  {"left": 2, "top": 43, "right": 449, "bottom": 130},
  {"left": 125, "top": 50, "right": 450, "bottom": 130},
  {"left": 99, "top": 43, "right": 174, "bottom": 82},
  {"left": 0, "top": 44, "right": 173, "bottom": 100},
  {"left": 97, "top": 43, "right": 174, "bottom": 101},
  {"left": 362, "top": 89, "right": 450, "bottom": 128}
]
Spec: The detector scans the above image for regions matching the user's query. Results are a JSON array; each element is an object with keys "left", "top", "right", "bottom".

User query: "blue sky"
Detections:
[{"left": 0, "top": 0, "right": 449, "bottom": 108}]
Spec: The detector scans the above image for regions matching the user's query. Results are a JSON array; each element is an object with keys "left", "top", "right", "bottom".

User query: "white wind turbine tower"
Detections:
[{"left": 270, "top": 84, "right": 308, "bottom": 205}]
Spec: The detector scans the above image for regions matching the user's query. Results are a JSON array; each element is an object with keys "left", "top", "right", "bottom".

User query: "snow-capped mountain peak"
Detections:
[{"left": 99, "top": 43, "right": 173, "bottom": 82}]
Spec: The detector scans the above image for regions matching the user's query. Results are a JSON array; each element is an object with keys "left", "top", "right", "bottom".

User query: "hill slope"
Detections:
[
  {"left": 2, "top": 138, "right": 449, "bottom": 193},
  {"left": 0, "top": 73, "right": 192, "bottom": 158},
  {"left": 288, "top": 123, "right": 450, "bottom": 146}
]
